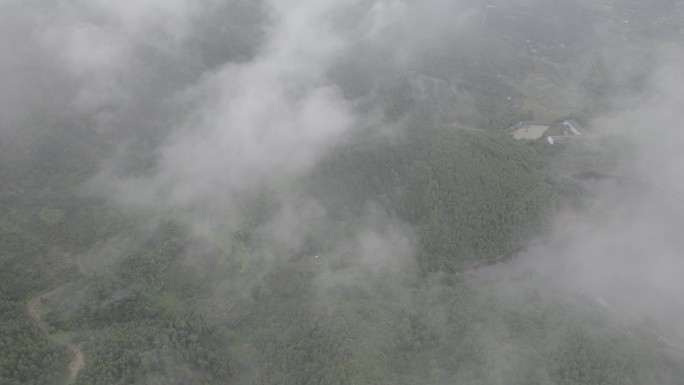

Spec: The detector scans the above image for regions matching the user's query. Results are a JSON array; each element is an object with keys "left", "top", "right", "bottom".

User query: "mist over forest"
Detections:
[{"left": 2, "top": 0, "right": 684, "bottom": 384}]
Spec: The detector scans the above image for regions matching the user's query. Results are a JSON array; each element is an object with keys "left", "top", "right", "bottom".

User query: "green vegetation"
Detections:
[
  {"left": 0, "top": 300, "right": 70, "bottom": 385},
  {"left": 310, "top": 127, "right": 562, "bottom": 271},
  {"left": 1, "top": 0, "right": 682, "bottom": 383},
  {"left": 0, "top": 127, "right": 112, "bottom": 384},
  {"left": 39, "top": 224, "right": 233, "bottom": 385},
  {"left": 1, "top": 121, "right": 679, "bottom": 384},
  {"left": 0, "top": 117, "right": 665, "bottom": 385},
  {"left": 229, "top": 267, "right": 684, "bottom": 385}
]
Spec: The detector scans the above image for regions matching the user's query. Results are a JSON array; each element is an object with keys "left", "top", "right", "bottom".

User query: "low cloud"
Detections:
[{"left": 493, "top": 47, "right": 684, "bottom": 339}]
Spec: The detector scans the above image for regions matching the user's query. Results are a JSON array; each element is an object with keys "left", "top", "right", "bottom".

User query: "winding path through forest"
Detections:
[{"left": 27, "top": 291, "right": 84, "bottom": 383}]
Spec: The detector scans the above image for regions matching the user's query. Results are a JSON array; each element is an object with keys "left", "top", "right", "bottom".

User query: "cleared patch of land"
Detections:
[{"left": 513, "top": 123, "right": 549, "bottom": 139}]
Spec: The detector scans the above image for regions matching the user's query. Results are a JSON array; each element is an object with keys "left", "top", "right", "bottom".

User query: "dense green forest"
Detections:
[
  {"left": 32, "top": 221, "right": 684, "bottom": 385},
  {"left": 4, "top": 122, "right": 683, "bottom": 384},
  {"left": 309, "top": 127, "right": 563, "bottom": 271},
  {"left": 3, "top": 0, "right": 684, "bottom": 383}
]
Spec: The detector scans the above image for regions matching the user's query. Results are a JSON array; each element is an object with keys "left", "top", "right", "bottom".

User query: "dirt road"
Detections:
[{"left": 27, "top": 293, "right": 84, "bottom": 383}]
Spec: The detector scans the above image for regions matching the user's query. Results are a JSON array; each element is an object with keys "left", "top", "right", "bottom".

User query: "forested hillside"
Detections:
[
  {"left": 0, "top": 126, "right": 119, "bottom": 384},
  {"left": 310, "top": 127, "right": 561, "bottom": 271},
  {"left": 3, "top": 0, "right": 684, "bottom": 384},
  {"left": 4, "top": 120, "right": 681, "bottom": 384}
]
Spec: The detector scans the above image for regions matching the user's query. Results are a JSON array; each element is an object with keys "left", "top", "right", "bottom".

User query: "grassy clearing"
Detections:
[{"left": 501, "top": 60, "right": 594, "bottom": 125}]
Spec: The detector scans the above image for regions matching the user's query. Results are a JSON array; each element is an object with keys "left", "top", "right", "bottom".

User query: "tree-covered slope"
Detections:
[
  {"left": 228, "top": 257, "right": 684, "bottom": 385},
  {"left": 4, "top": 122, "right": 682, "bottom": 385},
  {"left": 310, "top": 127, "right": 559, "bottom": 271}
]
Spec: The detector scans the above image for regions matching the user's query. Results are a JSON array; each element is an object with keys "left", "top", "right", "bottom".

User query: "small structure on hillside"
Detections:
[
  {"left": 506, "top": 122, "right": 524, "bottom": 132},
  {"left": 547, "top": 136, "right": 566, "bottom": 145},
  {"left": 546, "top": 135, "right": 572, "bottom": 144},
  {"left": 561, "top": 120, "right": 584, "bottom": 136},
  {"left": 547, "top": 134, "right": 598, "bottom": 145},
  {"left": 546, "top": 119, "right": 587, "bottom": 145}
]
